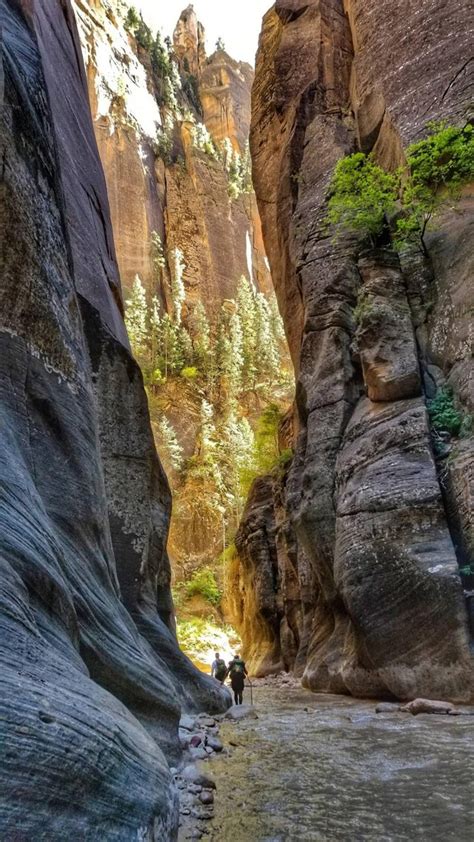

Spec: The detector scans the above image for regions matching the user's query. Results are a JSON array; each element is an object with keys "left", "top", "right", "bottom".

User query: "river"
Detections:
[{"left": 204, "top": 686, "right": 473, "bottom": 841}]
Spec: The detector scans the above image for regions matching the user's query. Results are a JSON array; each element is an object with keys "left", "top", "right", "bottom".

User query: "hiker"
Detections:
[
  {"left": 211, "top": 652, "right": 228, "bottom": 684},
  {"left": 227, "top": 653, "right": 248, "bottom": 705}
]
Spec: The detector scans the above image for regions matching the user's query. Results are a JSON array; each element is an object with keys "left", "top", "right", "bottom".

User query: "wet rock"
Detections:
[
  {"left": 401, "top": 699, "right": 457, "bottom": 715},
  {"left": 182, "top": 765, "right": 216, "bottom": 790},
  {"left": 206, "top": 736, "right": 224, "bottom": 752},
  {"left": 224, "top": 705, "right": 258, "bottom": 721},
  {"left": 199, "top": 790, "right": 215, "bottom": 806},
  {"left": 196, "top": 714, "right": 217, "bottom": 728},
  {"left": 189, "top": 747, "right": 208, "bottom": 760}
]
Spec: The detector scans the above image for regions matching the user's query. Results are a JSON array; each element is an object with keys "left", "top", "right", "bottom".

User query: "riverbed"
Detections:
[{"left": 204, "top": 686, "right": 473, "bottom": 841}]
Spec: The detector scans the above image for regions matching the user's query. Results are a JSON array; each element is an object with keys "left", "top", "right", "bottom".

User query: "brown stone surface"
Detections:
[{"left": 238, "top": 0, "right": 474, "bottom": 701}]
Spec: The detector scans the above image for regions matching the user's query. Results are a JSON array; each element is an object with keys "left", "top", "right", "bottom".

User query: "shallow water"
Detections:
[{"left": 207, "top": 687, "right": 474, "bottom": 841}]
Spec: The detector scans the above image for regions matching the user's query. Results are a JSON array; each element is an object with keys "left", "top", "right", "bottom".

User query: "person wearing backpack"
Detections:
[
  {"left": 227, "top": 653, "right": 248, "bottom": 705},
  {"left": 211, "top": 652, "right": 228, "bottom": 684}
]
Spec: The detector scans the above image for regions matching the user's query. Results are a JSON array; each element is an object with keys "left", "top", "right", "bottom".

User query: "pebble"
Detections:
[
  {"left": 180, "top": 714, "right": 197, "bottom": 732},
  {"left": 200, "top": 790, "right": 214, "bottom": 806}
]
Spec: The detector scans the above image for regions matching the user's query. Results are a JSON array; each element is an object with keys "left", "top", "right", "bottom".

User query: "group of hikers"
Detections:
[{"left": 211, "top": 652, "right": 248, "bottom": 705}]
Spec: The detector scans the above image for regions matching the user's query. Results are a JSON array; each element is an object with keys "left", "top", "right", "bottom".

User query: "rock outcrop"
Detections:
[
  {"left": 0, "top": 1, "right": 229, "bottom": 838},
  {"left": 231, "top": 0, "right": 474, "bottom": 701}
]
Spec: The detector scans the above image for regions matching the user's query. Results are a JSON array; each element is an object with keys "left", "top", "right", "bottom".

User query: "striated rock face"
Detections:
[
  {"left": 235, "top": 0, "right": 474, "bottom": 699},
  {"left": 0, "top": 1, "right": 229, "bottom": 837}
]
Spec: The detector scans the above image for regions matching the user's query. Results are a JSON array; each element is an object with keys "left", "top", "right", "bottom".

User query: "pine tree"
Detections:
[
  {"left": 151, "top": 231, "right": 166, "bottom": 285},
  {"left": 228, "top": 311, "right": 244, "bottom": 397},
  {"left": 157, "top": 416, "right": 183, "bottom": 472},
  {"left": 236, "top": 275, "right": 257, "bottom": 389},
  {"left": 161, "top": 313, "right": 185, "bottom": 376},
  {"left": 255, "top": 292, "right": 280, "bottom": 387},
  {"left": 149, "top": 296, "right": 162, "bottom": 371},
  {"left": 125, "top": 275, "right": 148, "bottom": 360},
  {"left": 169, "top": 247, "right": 186, "bottom": 325}
]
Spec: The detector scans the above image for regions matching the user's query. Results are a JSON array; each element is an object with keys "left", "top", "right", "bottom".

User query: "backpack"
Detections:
[
  {"left": 215, "top": 659, "right": 227, "bottom": 681},
  {"left": 230, "top": 658, "right": 245, "bottom": 675}
]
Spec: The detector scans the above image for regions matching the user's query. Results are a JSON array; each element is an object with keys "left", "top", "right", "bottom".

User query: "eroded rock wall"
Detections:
[
  {"left": 0, "top": 1, "right": 228, "bottom": 837},
  {"left": 236, "top": 0, "right": 474, "bottom": 699}
]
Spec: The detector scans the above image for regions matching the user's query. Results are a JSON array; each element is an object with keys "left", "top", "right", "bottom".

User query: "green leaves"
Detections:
[
  {"left": 326, "top": 153, "right": 399, "bottom": 242},
  {"left": 326, "top": 122, "right": 474, "bottom": 253}
]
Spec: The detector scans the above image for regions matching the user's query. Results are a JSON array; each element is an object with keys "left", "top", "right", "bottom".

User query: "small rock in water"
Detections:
[
  {"left": 200, "top": 790, "right": 214, "bottom": 805},
  {"left": 400, "top": 698, "right": 456, "bottom": 715},
  {"left": 224, "top": 705, "right": 258, "bottom": 721},
  {"left": 190, "top": 734, "right": 204, "bottom": 748},
  {"left": 182, "top": 765, "right": 216, "bottom": 789},
  {"left": 180, "top": 714, "right": 197, "bottom": 732}
]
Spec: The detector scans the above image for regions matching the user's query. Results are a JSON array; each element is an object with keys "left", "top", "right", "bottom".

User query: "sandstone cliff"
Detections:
[
  {"left": 0, "top": 1, "right": 229, "bottom": 837},
  {"left": 232, "top": 0, "right": 474, "bottom": 702},
  {"left": 74, "top": 0, "right": 270, "bottom": 301}
]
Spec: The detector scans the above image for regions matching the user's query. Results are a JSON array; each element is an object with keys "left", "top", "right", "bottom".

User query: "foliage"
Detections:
[
  {"left": 326, "top": 153, "right": 399, "bottom": 243},
  {"left": 125, "top": 275, "right": 148, "bottom": 356},
  {"left": 395, "top": 122, "right": 474, "bottom": 253},
  {"left": 428, "top": 386, "right": 470, "bottom": 438},
  {"left": 156, "top": 416, "right": 183, "bottom": 472},
  {"left": 124, "top": 6, "right": 140, "bottom": 33},
  {"left": 240, "top": 404, "right": 282, "bottom": 497},
  {"left": 353, "top": 290, "right": 373, "bottom": 326},
  {"left": 185, "top": 567, "right": 222, "bottom": 605},
  {"left": 327, "top": 123, "right": 474, "bottom": 253},
  {"left": 169, "top": 247, "right": 186, "bottom": 325}
]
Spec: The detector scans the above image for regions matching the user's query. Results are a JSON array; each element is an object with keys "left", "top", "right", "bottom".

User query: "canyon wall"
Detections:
[
  {"left": 73, "top": 0, "right": 270, "bottom": 302},
  {"left": 231, "top": 0, "right": 474, "bottom": 701},
  {"left": 0, "top": 1, "right": 229, "bottom": 838}
]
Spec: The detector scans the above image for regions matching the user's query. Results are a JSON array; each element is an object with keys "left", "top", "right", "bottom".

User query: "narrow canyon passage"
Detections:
[{"left": 203, "top": 688, "right": 473, "bottom": 842}]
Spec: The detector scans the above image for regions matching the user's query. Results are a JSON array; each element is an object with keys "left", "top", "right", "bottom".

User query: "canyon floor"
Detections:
[{"left": 190, "top": 686, "right": 473, "bottom": 842}]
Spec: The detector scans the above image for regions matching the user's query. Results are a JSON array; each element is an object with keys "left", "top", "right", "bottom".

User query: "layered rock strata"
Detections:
[
  {"left": 0, "top": 1, "right": 228, "bottom": 837},
  {"left": 232, "top": 0, "right": 474, "bottom": 701}
]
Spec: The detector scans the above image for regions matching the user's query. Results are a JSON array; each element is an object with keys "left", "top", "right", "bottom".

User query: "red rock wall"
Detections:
[{"left": 239, "top": 0, "right": 474, "bottom": 699}]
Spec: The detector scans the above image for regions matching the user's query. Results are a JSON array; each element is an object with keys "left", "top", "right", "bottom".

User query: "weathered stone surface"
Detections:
[
  {"left": 238, "top": 0, "right": 474, "bottom": 701},
  {"left": 401, "top": 699, "right": 457, "bottom": 716},
  {"left": 0, "top": 1, "right": 229, "bottom": 837}
]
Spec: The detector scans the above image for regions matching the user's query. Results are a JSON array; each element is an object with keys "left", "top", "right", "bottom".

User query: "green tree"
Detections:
[
  {"left": 157, "top": 416, "right": 184, "bottom": 472},
  {"left": 135, "top": 16, "right": 153, "bottom": 51},
  {"left": 326, "top": 152, "right": 399, "bottom": 244},
  {"left": 169, "top": 247, "right": 186, "bottom": 325},
  {"left": 151, "top": 231, "right": 166, "bottom": 285},
  {"left": 395, "top": 122, "right": 474, "bottom": 254},
  {"left": 236, "top": 275, "right": 257, "bottom": 389},
  {"left": 255, "top": 292, "right": 281, "bottom": 387},
  {"left": 125, "top": 275, "right": 148, "bottom": 359},
  {"left": 124, "top": 7, "right": 140, "bottom": 33}
]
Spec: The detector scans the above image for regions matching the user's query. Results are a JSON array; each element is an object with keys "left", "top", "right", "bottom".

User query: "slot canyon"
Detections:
[{"left": 0, "top": 0, "right": 472, "bottom": 839}]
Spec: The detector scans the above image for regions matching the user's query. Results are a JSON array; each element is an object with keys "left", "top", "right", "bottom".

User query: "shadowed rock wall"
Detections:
[
  {"left": 0, "top": 1, "right": 228, "bottom": 838},
  {"left": 232, "top": 0, "right": 474, "bottom": 701}
]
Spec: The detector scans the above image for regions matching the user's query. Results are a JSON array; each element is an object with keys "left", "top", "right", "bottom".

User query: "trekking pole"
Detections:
[{"left": 248, "top": 679, "right": 253, "bottom": 706}]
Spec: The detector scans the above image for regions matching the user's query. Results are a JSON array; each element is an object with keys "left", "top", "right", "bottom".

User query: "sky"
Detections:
[{"left": 135, "top": 1, "right": 271, "bottom": 66}]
